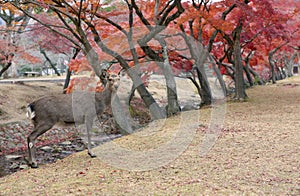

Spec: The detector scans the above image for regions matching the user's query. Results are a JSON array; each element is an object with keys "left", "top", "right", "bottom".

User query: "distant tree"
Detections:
[{"left": 0, "top": 3, "right": 39, "bottom": 78}]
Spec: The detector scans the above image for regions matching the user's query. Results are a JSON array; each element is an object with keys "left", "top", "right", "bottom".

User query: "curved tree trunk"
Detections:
[
  {"left": 209, "top": 55, "right": 227, "bottom": 97},
  {"left": 195, "top": 66, "right": 212, "bottom": 106},
  {"left": 136, "top": 35, "right": 179, "bottom": 117},
  {"left": 284, "top": 53, "right": 297, "bottom": 77},
  {"left": 63, "top": 48, "right": 80, "bottom": 94},
  {"left": 243, "top": 65, "right": 254, "bottom": 86},
  {"left": 161, "top": 45, "right": 180, "bottom": 116},
  {"left": 0, "top": 62, "right": 12, "bottom": 78},
  {"left": 248, "top": 65, "right": 264, "bottom": 85},
  {"left": 268, "top": 42, "right": 288, "bottom": 84},
  {"left": 0, "top": 53, "right": 14, "bottom": 78},
  {"left": 187, "top": 73, "right": 202, "bottom": 98},
  {"left": 127, "top": 67, "right": 166, "bottom": 119},
  {"left": 40, "top": 48, "right": 61, "bottom": 76},
  {"left": 181, "top": 32, "right": 212, "bottom": 106}
]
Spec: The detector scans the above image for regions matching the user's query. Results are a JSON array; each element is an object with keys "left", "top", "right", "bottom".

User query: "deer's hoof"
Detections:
[
  {"left": 88, "top": 152, "right": 97, "bottom": 158},
  {"left": 30, "top": 162, "right": 38, "bottom": 168}
]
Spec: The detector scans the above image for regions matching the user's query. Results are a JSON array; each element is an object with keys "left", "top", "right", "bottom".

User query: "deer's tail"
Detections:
[{"left": 26, "top": 103, "right": 36, "bottom": 120}]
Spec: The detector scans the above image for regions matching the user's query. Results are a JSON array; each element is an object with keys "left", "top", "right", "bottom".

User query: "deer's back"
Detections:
[
  {"left": 31, "top": 94, "right": 73, "bottom": 123},
  {"left": 32, "top": 92, "right": 98, "bottom": 123}
]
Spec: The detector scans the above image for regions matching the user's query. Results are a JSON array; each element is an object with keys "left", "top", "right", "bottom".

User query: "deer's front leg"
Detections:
[
  {"left": 27, "top": 135, "right": 38, "bottom": 168},
  {"left": 85, "top": 117, "right": 96, "bottom": 158}
]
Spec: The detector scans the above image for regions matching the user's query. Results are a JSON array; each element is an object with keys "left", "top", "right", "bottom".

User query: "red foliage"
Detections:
[
  {"left": 65, "top": 76, "right": 104, "bottom": 94},
  {"left": 68, "top": 58, "right": 93, "bottom": 73}
]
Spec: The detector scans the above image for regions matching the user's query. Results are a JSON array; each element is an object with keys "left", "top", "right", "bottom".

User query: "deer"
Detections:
[{"left": 26, "top": 70, "right": 119, "bottom": 168}]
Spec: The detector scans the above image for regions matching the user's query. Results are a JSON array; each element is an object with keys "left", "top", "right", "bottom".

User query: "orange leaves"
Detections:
[
  {"left": 176, "top": 1, "right": 235, "bottom": 37},
  {"left": 65, "top": 76, "right": 105, "bottom": 94},
  {"left": 1, "top": 3, "right": 15, "bottom": 13},
  {"left": 66, "top": 57, "right": 120, "bottom": 94},
  {"left": 128, "top": 61, "right": 135, "bottom": 67},
  {"left": 66, "top": 58, "right": 101, "bottom": 94},
  {"left": 36, "top": 0, "right": 54, "bottom": 3},
  {"left": 68, "top": 58, "right": 93, "bottom": 73},
  {"left": 65, "top": 69, "right": 121, "bottom": 94},
  {"left": 0, "top": 2, "right": 25, "bottom": 15},
  {"left": 210, "top": 19, "right": 235, "bottom": 33}
]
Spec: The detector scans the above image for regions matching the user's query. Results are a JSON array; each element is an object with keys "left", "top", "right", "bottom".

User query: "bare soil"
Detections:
[
  {"left": 0, "top": 76, "right": 299, "bottom": 195},
  {"left": 0, "top": 81, "right": 64, "bottom": 123}
]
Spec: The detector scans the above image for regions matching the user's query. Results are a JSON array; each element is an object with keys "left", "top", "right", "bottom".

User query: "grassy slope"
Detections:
[
  {"left": 0, "top": 82, "right": 63, "bottom": 124},
  {"left": 0, "top": 77, "right": 299, "bottom": 195}
]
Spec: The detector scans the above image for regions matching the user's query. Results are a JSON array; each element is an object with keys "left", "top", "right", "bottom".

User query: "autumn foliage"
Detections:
[{"left": 1, "top": 0, "right": 299, "bottom": 96}]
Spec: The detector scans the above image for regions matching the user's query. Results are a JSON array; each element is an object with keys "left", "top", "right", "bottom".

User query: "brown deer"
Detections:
[{"left": 26, "top": 71, "right": 119, "bottom": 168}]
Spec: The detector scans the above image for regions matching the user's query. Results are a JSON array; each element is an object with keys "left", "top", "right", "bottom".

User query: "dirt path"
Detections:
[
  {"left": 0, "top": 77, "right": 66, "bottom": 84},
  {"left": 0, "top": 76, "right": 299, "bottom": 195}
]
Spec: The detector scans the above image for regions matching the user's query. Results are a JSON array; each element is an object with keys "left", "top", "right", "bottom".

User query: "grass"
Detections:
[{"left": 0, "top": 76, "right": 299, "bottom": 195}]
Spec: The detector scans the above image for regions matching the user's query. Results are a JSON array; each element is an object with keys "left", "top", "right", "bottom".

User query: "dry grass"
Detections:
[
  {"left": 0, "top": 76, "right": 299, "bottom": 195},
  {"left": 0, "top": 82, "right": 63, "bottom": 124}
]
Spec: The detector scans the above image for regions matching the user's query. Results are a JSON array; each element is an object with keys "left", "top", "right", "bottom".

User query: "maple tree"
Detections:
[
  {"left": 209, "top": 0, "right": 275, "bottom": 100},
  {"left": 29, "top": 22, "right": 78, "bottom": 77},
  {"left": 179, "top": 0, "right": 299, "bottom": 100},
  {"left": 266, "top": 0, "right": 300, "bottom": 83},
  {"left": 0, "top": 3, "right": 40, "bottom": 78},
  {"left": 129, "top": 0, "right": 184, "bottom": 116},
  {"left": 28, "top": 20, "right": 82, "bottom": 92},
  {"left": 237, "top": 0, "right": 299, "bottom": 84},
  {"left": 3, "top": 0, "right": 298, "bottom": 107},
  {"left": 177, "top": 0, "right": 230, "bottom": 105}
]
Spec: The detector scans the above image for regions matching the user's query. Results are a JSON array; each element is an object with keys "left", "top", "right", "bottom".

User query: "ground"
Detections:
[
  {"left": 0, "top": 76, "right": 299, "bottom": 195},
  {"left": 0, "top": 81, "right": 64, "bottom": 123}
]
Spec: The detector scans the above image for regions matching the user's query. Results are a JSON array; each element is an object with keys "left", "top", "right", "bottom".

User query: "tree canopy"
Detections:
[{"left": 0, "top": 0, "right": 299, "bottom": 107}]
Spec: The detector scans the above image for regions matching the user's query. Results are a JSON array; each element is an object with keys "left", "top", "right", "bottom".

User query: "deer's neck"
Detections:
[{"left": 95, "top": 86, "right": 115, "bottom": 106}]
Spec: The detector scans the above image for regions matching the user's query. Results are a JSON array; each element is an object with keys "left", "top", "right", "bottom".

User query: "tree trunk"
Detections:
[
  {"left": 187, "top": 74, "right": 202, "bottom": 98},
  {"left": 127, "top": 67, "right": 166, "bottom": 119},
  {"left": 137, "top": 34, "right": 179, "bottom": 117},
  {"left": 268, "top": 42, "right": 288, "bottom": 83},
  {"left": 209, "top": 55, "right": 226, "bottom": 97},
  {"left": 243, "top": 65, "right": 254, "bottom": 86},
  {"left": 161, "top": 45, "right": 179, "bottom": 116},
  {"left": 63, "top": 69, "right": 71, "bottom": 93},
  {"left": 284, "top": 53, "right": 297, "bottom": 77},
  {"left": 248, "top": 65, "right": 264, "bottom": 85},
  {"left": 193, "top": 47, "right": 212, "bottom": 106},
  {"left": 268, "top": 53, "right": 277, "bottom": 84},
  {"left": 243, "top": 51, "right": 264, "bottom": 85},
  {"left": 0, "top": 53, "right": 14, "bottom": 78},
  {"left": 275, "top": 63, "right": 283, "bottom": 80},
  {"left": 195, "top": 66, "right": 212, "bottom": 106},
  {"left": 40, "top": 48, "right": 61, "bottom": 76},
  {"left": 63, "top": 48, "right": 80, "bottom": 94},
  {"left": 233, "top": 21, "right": 247, "bottom": 100},
  {"left": 0, "top": 62, "right": 12, "bottom": 78},
  {"left": 183, "top": 35, "right": 212, "bottom": 106},
  {"left": 136, "top": 84, "right": 166, "bottom": 119}
]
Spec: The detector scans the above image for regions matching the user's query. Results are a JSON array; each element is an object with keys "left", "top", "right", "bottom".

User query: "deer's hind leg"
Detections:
[{"left": 27, "top": 123, "right": 53, "bottom": 168}]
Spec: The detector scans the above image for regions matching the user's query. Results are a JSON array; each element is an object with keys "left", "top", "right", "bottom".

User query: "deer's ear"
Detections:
[
  {"left": 118, "top": 68, "right": 126, "bottom": 76},
  {"left": 100, "top": 70, "right": 108, "bottom": 80}
]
